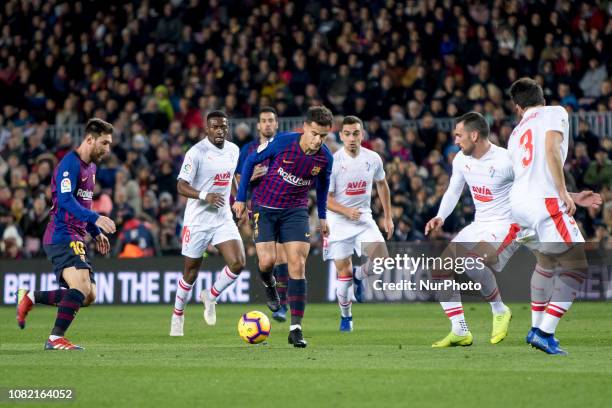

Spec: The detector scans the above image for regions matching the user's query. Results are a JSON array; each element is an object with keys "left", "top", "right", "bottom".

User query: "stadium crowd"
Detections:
[{"left": 0, "top": 0, "right": 610, "bottom": 259}]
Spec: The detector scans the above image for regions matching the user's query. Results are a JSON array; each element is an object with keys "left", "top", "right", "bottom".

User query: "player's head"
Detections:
[
  {"left": 509, "top": 77, "right": 545, "bottom": 117},
  {"left": 302, "top": 106, "right": 333, "bottom": 152},
  {"left": 206, "top": 110, "right": 229, "bottom": 148},
  {"left": 257, "top": 106, "right": 278, "bottom": 139},
  {"left": 340, "top": 116, "right": 364, "bottom": 154},
  {"left": 82, "top": 118, "right": 114, "bottom": 164},
  {"left": 453, "top": 112, "right": 489, "bottom": 156}
]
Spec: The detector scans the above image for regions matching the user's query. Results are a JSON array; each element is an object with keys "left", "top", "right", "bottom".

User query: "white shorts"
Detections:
[
  {"left": 451, "top": 220, "right": 521, "bottom": 272},
  {"left": 181, "top": 222, "right": 242, "bottom": 259},
  {"left": 512, "top": 197, "right": 585, "bottom": 254},
  {"left": 324, "top": 219, "right": 385, "bottom": 261}
]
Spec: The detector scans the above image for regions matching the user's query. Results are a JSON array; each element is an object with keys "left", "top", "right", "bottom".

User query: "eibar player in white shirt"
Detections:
[
  {"left": 507, "top": 78, "right": 602, "bottom": 355},
  {"left": 425, "top": 112, "right": 516, "bottom": 347},
  {"left": 170, "top": 111, "right": 247, "bottom": 336},
  {"left": 426, "top": 111, "right": 601, "bottom": 349},
  {"left": 325, "top": 116, "right": 394, "bottom": 332}
]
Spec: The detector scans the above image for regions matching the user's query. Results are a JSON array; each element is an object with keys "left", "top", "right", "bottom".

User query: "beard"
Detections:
[{"left": 91, "top": 149, "right": 107, "bottom": 164}]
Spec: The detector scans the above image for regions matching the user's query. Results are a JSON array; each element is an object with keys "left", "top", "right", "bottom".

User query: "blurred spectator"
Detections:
[
  {"left": 114, "top": 210, "right": 160, "bottom": 258},
  {"left": 584, "top": 148, "right": 612, "bottom": 190},
  {"left": 0, "top": 0, "right": 610, "bottom": 258}
]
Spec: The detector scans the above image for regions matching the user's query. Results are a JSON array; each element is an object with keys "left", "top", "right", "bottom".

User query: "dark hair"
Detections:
[
  {"left": 85, "top": 118, "right": 114, "bottom": 138},
  {"left": 258, "top": 106, "right": 278, "bottom": 121},
  {"left": 455, "top": 112, "right": 489, "bottom": 138},
  {"left": 305, "top": 106, "right": 333, "bottom": 127},
  {"left": 509, "top": 77, "right": 545, "bottom": 109},
  {"left": 207, "top": 110, "right": 229, "bottom": 122},
  {"left": 341, "top": 115, "right": 364, "bottom": 130}
]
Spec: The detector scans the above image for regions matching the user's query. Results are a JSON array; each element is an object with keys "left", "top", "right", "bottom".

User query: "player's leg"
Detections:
[
  {"left": 334, "top": 256, "right": 354, "bottom": 332},
  {"left": 527, "top": 251, "right": 556, "bottom": 343},
  {"left": 253, "top": 207, "right": 281, "bottom": 311},
  {"left": 201, "top": 234, "right": 246, "bottom": 325},
  {"left": 283, "top": 240, "right": 309, "bottom": 347},
  {"left": 432, "top": 240, "right": 472, "bottom": 348},
  {"left": 170, "top": 256, "right": 202, "bottom": 336},
  {"left": 528, "top": 200, "right": 586, "bottom": 354},
  {"left": 271, "top": 243, "right": 289, "bottom": 321},
  {"left": 280, "top": 207, "right": 311, "bottom": 348},
  {"left": 256, "top": 241, "right": 280, "bottom": 311},
  {"left": 462, "top": 232, "right": 513, "bottom": 344},
  {"left": 356, "top": 225, "right": 389, "bottom": 302},
  {"left": 530, "top": 246, "right": 587, "bottom": 355},
  {"left": 16, "top": 287, "right": 68, "bottom": 329},
  {"left": 82, "top": 282, "right": 96, "bottom": 306},
  {"left": 171, "top": 226, "right": 209, "bottom": 335},
  {"left": 45, "top": 267, "right": 92, "bottom": 350}
]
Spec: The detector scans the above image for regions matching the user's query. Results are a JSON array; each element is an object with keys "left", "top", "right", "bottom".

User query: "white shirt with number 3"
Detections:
[{"left": 507, "top": 105, "right": 569, "bottom": 203}]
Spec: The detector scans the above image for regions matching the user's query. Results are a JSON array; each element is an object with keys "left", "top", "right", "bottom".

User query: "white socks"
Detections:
[
  {"left": 441, "top": 302, "right": 469, "bottom": 336},
  {"left": 336, "top": 276, "right": 352, "bottom": 318},
  {"left": 173, "top": 278, "right": 193, "bottom": 316},
  {"left": 210, "top": 266, "right": 238, "bottom": 301}
]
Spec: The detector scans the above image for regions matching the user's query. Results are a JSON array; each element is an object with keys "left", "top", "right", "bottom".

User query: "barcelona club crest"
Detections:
[{"left": 311, "top": 166, "right": 321, "bottom": 176}]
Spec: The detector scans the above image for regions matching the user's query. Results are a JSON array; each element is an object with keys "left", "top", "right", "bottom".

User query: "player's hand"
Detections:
[
  {"left": 344, "top": 207, "right": 361, "bottom": 221},
  {"left": 232, "top": 201, "right": 246, "bottom": 219},
  {"left": 205, "top": 193, "right": 225, "bottom": 208},
  {"left": 319, "top": 219, "right": 329, "bottom": 238},
  {"left": 572, "top": 190, "right": 602, "bottom": 210},
  {"left": 383, "top": 216, "right": 394, "bottom": 240},
  {"left": 95, "top": 234, "right": 110, "bottom": 255},
  {"left": 95, "top": 216, "right": 116, "bottom": 234},
  {"left": 250, "top": 165, "right": 268, "bottom": 181},
  {"left": 559, "top": 190, "right": 576, "bottom": 216},
  {"left": 236, "top": 209, "right": 249, "bottom": 227},
  {"left": 424, "top": 217, "right": 443, "bottom": 236}
]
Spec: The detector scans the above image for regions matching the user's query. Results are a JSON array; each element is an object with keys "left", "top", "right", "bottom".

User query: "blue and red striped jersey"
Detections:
[
  {"left": 43, "top": 151, "right": 101, "bottom": 245},
  {"left": 236, "top": 132, "right": 333, "bottom": 219},
  {"left": 236, "top": 139, "right": 270, "bottom": 199}
]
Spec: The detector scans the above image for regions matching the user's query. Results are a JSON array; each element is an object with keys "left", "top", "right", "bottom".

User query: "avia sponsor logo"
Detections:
[
  {"left": 346, "top": 180, "right": 367, "bottom": 196},
  {"left": 277, "top": 167, "right": 311, "bottom": 187},
  {"left": 213, "top": 171, "right": 231, "bottom": 186},
  {"left": 76, "top": 189, "right": 94, "bottom": 200},
  {"left": 471, "top": 185, "right": 493, "bottom": 202}
]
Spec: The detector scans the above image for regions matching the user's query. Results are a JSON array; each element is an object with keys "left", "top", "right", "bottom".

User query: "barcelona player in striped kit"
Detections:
[
  {"left": 235, "top": 107, "right": 290, "bottom": 322},
  {"left": 16, "top": 118, "right": 116, "bottom": 350},
  {"left": 233, "top": 106, "right": 334, "bottom": 347}
]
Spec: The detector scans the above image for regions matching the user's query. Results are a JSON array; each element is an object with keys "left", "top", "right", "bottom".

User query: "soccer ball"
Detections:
[{"left": 238, "top": 311, "right": 271, "bottom": 344}]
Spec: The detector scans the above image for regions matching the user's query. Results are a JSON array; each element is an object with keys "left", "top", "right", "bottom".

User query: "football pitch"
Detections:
[{"left": 1, "top": 303, "right": 611, "bottom": 407}]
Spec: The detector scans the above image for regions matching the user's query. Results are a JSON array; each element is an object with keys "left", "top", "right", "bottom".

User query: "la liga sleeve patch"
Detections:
[{"left": 60, "top": 177, "right": 72, "bottom": 193}]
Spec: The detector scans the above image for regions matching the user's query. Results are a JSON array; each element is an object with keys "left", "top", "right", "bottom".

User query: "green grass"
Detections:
[{"left": 1, "top": 303, "right": 612, "bottom": 407}]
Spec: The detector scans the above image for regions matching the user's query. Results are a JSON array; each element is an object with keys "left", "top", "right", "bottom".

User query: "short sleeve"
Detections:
[
  {"left": 177, "top": 149, "right": 198, "bottom": 185},
  {"left": 373, "top": 154, "right": 385, "bottom": 182}
]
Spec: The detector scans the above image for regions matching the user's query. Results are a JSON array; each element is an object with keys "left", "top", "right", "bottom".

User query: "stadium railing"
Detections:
[{"left": 43, "top": 111, "right": 612, "bottom": 142}]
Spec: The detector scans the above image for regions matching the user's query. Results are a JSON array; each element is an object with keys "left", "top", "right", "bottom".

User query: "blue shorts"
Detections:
[
  {"left": 252, "top": 206, "right": 310, "bottom": 244},
  {"left": 44, "top": 242, "right": 95, "bottom": 288}
]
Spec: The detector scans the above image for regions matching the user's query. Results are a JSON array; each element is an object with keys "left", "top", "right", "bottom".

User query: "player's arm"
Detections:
[
  {"left": 327, "top": 193, "right": 360, "bottom": 220},
  {"left": 236, "top": 146, "right": 267, "bottom": 185},
  {"left": 425, "top": 158, "right": 466, "bottom": 235},
  {"left": 374, "top": 156, "right": 393, "bottom": 239},
  {"left": 177, "top": 150, "right": 224, "bottom": 208},
  {"left": 235, "top": 142, "right": 277, "bottom": 202},
  {"left": 233, "top": 140, "right": 280, "bottom": 218},
  {"left": 56, "top": 159, "right": 115, "bottom": 234},
  {"left": 326, "top": 160, "right": 360, "bottom": 220},
  {"left": 375, "top": 179, "right": 394, "bottom": 240},
  {"left": 315, "top": 154, "right": 333, "bottom": 237},
  {"left": 569, "top": 190, "right": 603, "bottom": 210},
  {"left": 545, "top": 130, "right": 575, "bottom": 215}
]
